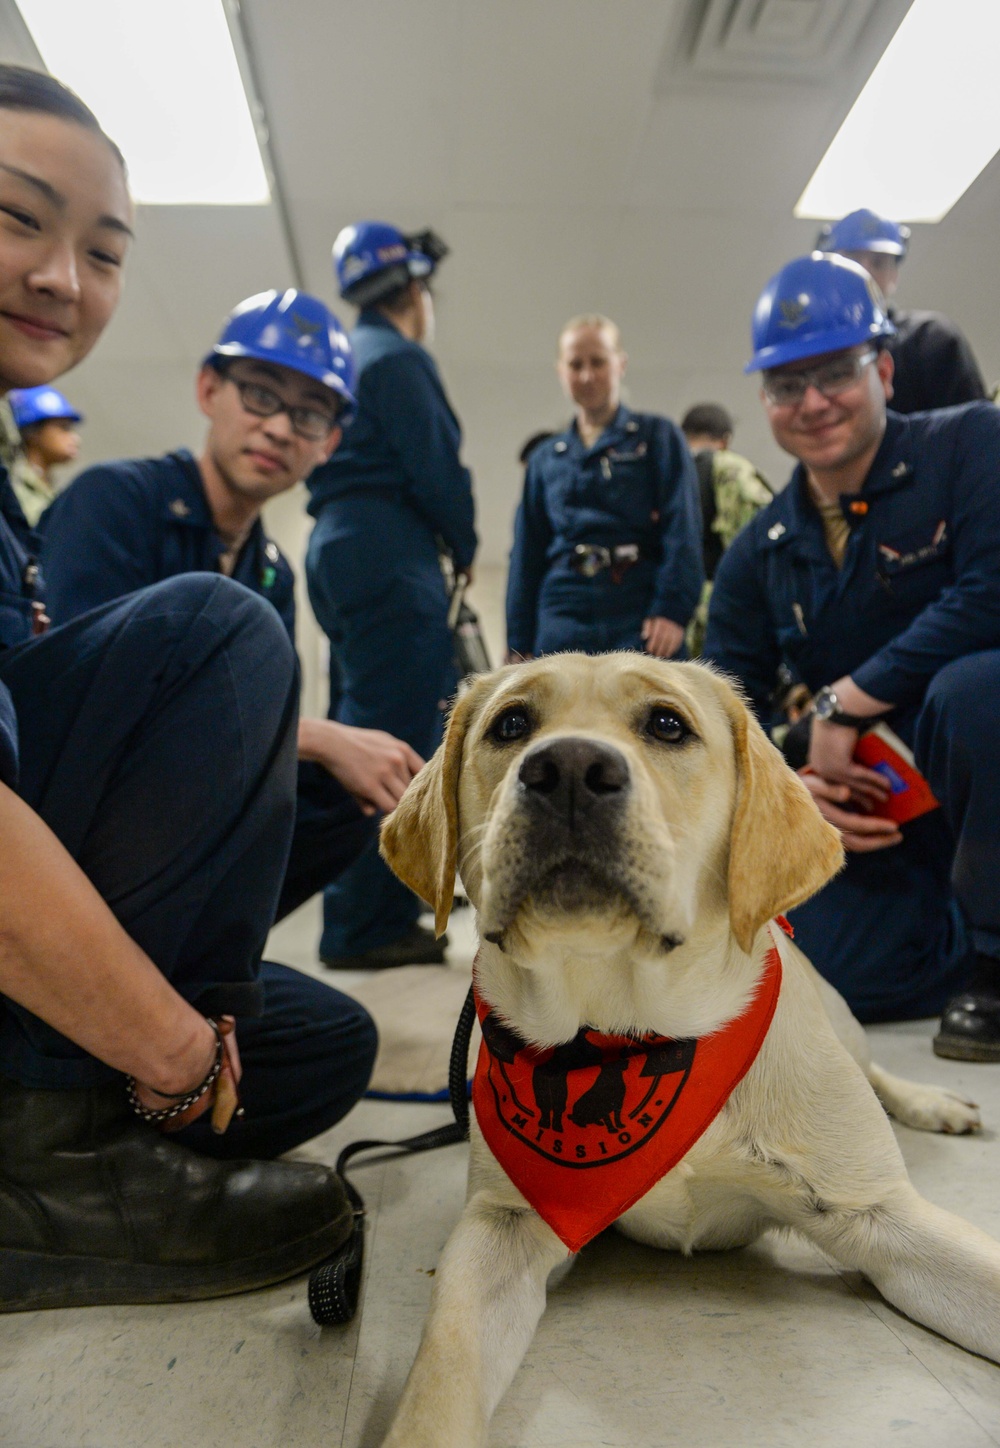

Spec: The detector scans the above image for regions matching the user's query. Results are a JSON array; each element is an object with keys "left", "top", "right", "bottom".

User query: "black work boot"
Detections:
[
  {"left": 934, "top": 954, "right": 1000, "bottom": 1061},
  {"left": 322, "top": 922, "right": 448, "bottom": 970},
  {"left": 0, "top": 1075, "right": 353, "bottom": 1311}
]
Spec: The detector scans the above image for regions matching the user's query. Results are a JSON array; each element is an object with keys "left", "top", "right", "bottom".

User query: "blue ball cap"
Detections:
[
  {"left": 208, "top": 289, "right": 356, "bottom": 420},
  {"left": 8, "top": 385, "right": 82, "bottom": 430},
  {"left": 745, "top": 253, "right": 895, "bottom": 373},
  {"left": 333, "top": 220, "right": 447, "bottom": 306},
  {"left": 815, "top": 208, "right": 910, "bottom": 258}
]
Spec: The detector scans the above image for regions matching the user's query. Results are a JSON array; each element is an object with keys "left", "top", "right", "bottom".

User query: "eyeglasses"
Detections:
[
  {"left": 226, "top": 374, "right": 339, "bottom": 441},
  {"left": 762, "top": 348, "right": 878, "bottom": 407}
]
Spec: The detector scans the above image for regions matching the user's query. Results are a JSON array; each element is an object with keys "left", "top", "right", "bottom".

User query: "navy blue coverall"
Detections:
[
  {"left": 704, "top": 404, "right": 1000, "bottom": 1022},
  {"left": 40, "top": 449, "right": 375, "bottom": 922},
  {"left": 305, "top": 309, "right": 477, "bottom": 958},
  {"left": 506, "top": 407, "right": 703, "bottom": 657},
  {"left": 0, "top": 460, "right": 376, "bottom": 1158}
]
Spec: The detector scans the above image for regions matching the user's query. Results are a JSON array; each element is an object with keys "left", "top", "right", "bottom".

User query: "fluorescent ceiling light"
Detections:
[
  {"left": 796, "top": 0, "right": 1000, "bottom": 223},
  {"left": 16, "top": 0, "right": 270, "bottom": 205}
]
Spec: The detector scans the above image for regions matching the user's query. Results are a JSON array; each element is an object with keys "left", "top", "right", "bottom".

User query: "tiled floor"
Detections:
[{"left": 4, "top": 900, "right": 1000, "bottom": 1447}]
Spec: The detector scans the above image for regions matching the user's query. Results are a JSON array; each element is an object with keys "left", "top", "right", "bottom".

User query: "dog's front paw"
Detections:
[
  {"left": 869, "top": 1065, "right": 981, "bottom": 1134},
  {"left": 894, "top": 1082, "right": 980, "bottom": 1134}
]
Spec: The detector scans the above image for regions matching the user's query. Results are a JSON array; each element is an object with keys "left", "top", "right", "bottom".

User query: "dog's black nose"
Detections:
[{"left": 518, "top": 738, "right": 629, "bottom": 820}]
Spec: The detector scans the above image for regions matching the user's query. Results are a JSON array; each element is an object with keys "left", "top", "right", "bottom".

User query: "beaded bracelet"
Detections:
[{"left": 126, "top": 1018, "right": 225, "bottom": 1125}]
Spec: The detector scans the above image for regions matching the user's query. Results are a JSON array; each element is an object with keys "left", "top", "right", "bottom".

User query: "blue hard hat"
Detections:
[
  {"left": 8, "top": 385, "right": 82, "bottom": 430},
  {"left": 207, "top": 288, "right": 356, "bottom": 419},
  {"left": 333, "top": 221, "right": 449, "bottom": 307},
  {"left": 815, "top": 208, "right": 910, "bottom": 258},
  {"left": 745, "top": 253, "right": 895, "bottom": 373}
]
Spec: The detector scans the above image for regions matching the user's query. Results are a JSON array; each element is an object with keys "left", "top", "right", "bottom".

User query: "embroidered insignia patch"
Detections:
[
  {"left": 291, "top": 311, "right": 322, "bottom": 339},
  {"left": 473, "top": 922, "right": 787, "bottom": 1252},
  {"left": 778, "top": 298, "right": 808, "bottom": 329}
]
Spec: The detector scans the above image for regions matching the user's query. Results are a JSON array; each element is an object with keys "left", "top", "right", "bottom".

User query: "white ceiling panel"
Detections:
[
  {"left": 242, "top": 0, "right": 463, "bottom": 218},
  {"left": 628, "top": 91, "right": 839, "bottom": 214},
  {"left": 451, "top": 2, "right": 670, "bottom": 207}
]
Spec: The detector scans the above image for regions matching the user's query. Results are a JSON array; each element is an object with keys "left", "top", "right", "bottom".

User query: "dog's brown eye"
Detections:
[
  {"left": 646, "top": 707, "right": 691, "bottom": 744},
  {"left": 490, "top": 707, "right": 532, "bottom": 744}
]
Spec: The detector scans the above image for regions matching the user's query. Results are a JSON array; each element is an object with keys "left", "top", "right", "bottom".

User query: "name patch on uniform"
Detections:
[
  {"left": 606, "top": 444, "right": 647, "bottom": 462},
  {"left": 878, "top": 520, "right": 948, "bottom": 571}
]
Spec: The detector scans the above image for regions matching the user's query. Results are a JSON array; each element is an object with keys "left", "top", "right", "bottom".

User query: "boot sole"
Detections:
[
  {"left": 0, "top": 1209, "right": 354, "bottom": 1312},
  {"left": 933, "top": 1033, "right": 1000, "bottom": 1062},
  {"left": 322, "top": 951, "right": 446, "bottom": 970}
]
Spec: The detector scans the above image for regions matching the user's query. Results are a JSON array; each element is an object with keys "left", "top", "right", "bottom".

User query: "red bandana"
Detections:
[{"left": 473, "top": 920, "right": 789, "bottom": 1253}]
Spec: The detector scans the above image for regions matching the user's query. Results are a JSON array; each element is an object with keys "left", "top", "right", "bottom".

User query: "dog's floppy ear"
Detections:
[
  {"left": 723, "top": 688, "right": 844, "bottom": 953},
  {"left": 379, "top": 682, "right": 486, "bottom": 937}
]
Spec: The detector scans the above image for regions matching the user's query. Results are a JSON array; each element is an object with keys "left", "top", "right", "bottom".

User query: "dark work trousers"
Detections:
[
  {"left": 0, "top": 576, "right": 376, "bottom": 1158},
  {"left": 788, "top": 650, "right": 1000, "bottom": 1024},
  {"left": 279, "top": 761, "right": 376, "bottom": 922},
  {"left": 534, "top": 559, "right": 688, "bottom": 659},
  {"left": 306, "top": 498, "right": 456, "bottom": 957}
]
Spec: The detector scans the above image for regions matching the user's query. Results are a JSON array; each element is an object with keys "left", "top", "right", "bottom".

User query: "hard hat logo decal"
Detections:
[
  {"left": 290, "top": 311, "right": 322, "bottom": 340},
  {"left": 375, "top": 243, "right": 407, "bottom": 263},
  {"left": 778, "top": 297, "right": 809, "bottom": 330}
]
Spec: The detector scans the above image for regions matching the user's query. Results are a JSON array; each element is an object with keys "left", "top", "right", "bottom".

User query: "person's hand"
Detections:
[
  {"left": 799, "top": 770, "right": 902, "bottom": 853},
  {"left": 299, "top": 718, "right": 423, "bottom": 815},
  {"left": 807, "top": 716, "right": 890, "bottom": 811},
  {"left": 641, "top": 616, "right": 685, "bottom": 659},
  {"left": 132, "top": 1016, "right": 243, "bottom": 1133}
]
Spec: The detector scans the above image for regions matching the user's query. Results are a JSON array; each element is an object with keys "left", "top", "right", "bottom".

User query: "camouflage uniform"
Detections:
[
  {"left": 687, "top": 448, "right": 771, "bottom": 656},
  {"left": 0, "top": 400, "right": 59, "bottom": 527}
]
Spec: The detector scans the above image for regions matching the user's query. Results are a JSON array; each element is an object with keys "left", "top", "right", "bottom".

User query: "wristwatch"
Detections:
[{"left": 811, "top": 685, "right": 871, "bottom": 729}]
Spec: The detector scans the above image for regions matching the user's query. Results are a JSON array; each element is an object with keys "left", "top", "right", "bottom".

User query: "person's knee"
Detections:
[
  {"left": 337, "top": 997, "right": 379, "bottom": 1092},
  {"left": 925, "top": 651, "right": 1000, "bottom": 720},
  {"left": 154, "top": 574, "right": 297, "bottom": 692}
]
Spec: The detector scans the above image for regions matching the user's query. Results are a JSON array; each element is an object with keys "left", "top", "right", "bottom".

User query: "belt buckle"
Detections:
[
  {"left": 573, "top": 544, "right": 610, "bottom": 578},
  {"left": 608, "top": 543, "right": 641, "bottom": 585}
]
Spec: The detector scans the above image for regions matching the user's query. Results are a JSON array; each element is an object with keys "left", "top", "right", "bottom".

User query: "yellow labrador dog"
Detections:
[{"left": 379, "top": 654, "right": 992, "bottom": 1448}]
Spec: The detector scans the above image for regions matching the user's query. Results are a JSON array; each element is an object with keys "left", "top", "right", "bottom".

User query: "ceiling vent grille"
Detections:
[{"left": 659, "top": 0, "right": 907, "bottom": 89}]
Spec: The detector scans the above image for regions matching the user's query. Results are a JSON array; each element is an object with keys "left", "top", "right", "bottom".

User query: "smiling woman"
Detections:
[
  {"left": 0, "top": 65, "right": 366, "bottom": 1313},
  {"left": 0, "top": 69, "right": 131, "bottom": 393}
]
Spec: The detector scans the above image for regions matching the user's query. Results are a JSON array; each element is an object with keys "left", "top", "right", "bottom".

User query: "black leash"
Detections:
[{"left": 307, "top": 984, "right": 476, "bottom": 1325}]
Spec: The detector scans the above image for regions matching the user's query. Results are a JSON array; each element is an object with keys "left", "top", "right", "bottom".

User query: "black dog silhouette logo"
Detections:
[{"left": 480, "top": 1009, "right": 696, "bottom": 1168}]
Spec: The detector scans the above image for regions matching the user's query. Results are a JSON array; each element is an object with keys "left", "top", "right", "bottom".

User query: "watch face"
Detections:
[{"left": 815, "top": 689, "right": 836, "bottom": 720}]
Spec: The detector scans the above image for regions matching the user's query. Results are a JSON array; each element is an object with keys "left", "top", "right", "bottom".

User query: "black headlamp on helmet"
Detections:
[{"left": 404, "top": 229, "right": 450, "bottom": 268}]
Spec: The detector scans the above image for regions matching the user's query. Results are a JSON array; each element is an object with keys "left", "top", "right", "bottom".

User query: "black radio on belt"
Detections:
[{"left": 570, "top": 543, "right": 642, "bottom": 582}]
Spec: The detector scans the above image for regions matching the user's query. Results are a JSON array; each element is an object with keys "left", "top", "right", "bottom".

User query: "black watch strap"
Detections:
[{"left": 812, "top": 685, "right": 872, "bottom": 729}]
